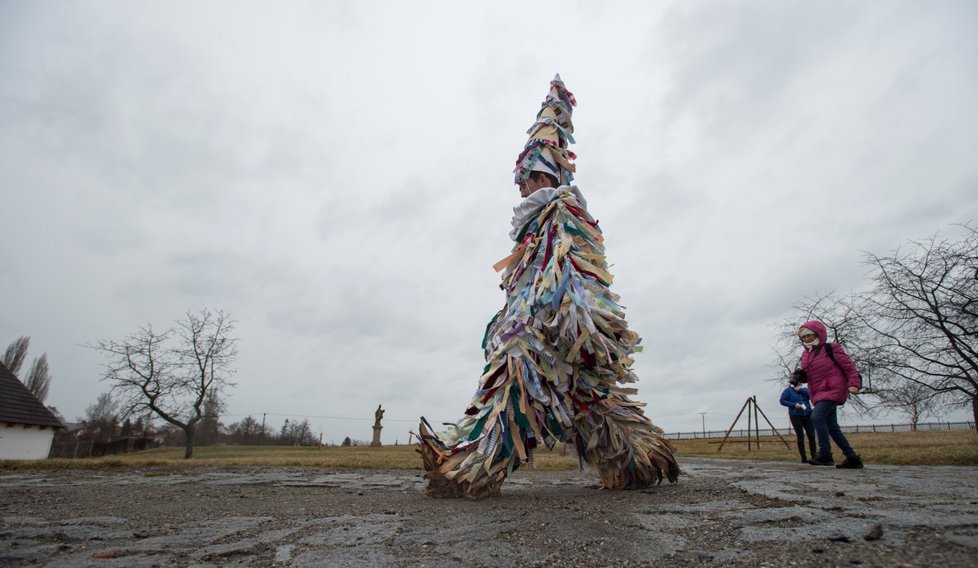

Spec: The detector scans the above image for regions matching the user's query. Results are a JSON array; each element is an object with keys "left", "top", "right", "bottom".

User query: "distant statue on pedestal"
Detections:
[{"left": 371, "top": 404, "right": 384, "bottom": 447}]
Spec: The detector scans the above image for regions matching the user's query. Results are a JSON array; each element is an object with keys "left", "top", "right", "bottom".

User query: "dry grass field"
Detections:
[
  {"left": 1, "top": 429, "right": 975, "bottom": 470},
  {"left": 672, "top": 428, "right": 978, "bottom": 465},
  {"left": 1, "top": 444, "right": 580, "bottom": 471}
]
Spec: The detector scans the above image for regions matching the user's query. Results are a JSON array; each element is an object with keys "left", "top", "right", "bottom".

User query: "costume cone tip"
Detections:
[{"left": 513, "top": 74, "right": 576, "bottom": 186}]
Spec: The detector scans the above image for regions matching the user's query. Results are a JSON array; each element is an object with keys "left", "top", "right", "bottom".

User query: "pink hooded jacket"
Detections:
[{"left": 798, "top": 320, "right": 862, "bottom": 405}]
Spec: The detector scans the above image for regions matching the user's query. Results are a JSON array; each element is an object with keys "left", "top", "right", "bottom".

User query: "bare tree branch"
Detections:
[
  {"left": 89, "top": 309, "right": 238, "bottom": 459},
  {"left": 2, "top": 336, "right": 30, "bottom": 377},
  {"left": 25, "top": 353, "right": 51, "bottom": 403},
  {"left": 856, "top": 226, "right": 978, "bottom": 427}
]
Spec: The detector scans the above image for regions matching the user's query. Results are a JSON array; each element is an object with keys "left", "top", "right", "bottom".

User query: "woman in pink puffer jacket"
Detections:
[{"left": 796, "top": 320, "right": 864, "bottom": 469}]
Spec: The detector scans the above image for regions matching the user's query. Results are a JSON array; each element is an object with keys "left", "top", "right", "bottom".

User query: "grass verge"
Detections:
[
  {"left": 672, "top": 429, "right": 978, "bottom": 465},
  {"left": 2, "top": 430, "right": 974, "bottom": 471}
]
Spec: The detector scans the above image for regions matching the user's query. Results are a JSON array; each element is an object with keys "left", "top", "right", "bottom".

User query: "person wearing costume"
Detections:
[
  {"left": 418, "top": 75, "right": 679, "bottom": 498},
  {"left": 795, "top": 320, "right": 864, "bottom": 469}
]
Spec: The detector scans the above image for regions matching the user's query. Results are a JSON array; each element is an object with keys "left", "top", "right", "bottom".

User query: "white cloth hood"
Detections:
[{"left": 509, "top": 185, "right": 588, "bottom": 241}]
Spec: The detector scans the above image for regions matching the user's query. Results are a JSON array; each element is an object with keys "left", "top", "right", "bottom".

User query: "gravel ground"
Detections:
[{"left": 1, "top": 457, "right": 977, "bottom": 567}]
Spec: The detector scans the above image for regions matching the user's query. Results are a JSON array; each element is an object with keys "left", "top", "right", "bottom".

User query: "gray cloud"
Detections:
[{"left": 1, "top": 1, "right": 975, "bottom": 439}]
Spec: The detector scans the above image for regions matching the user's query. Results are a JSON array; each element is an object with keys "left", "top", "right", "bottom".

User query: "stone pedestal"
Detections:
[{"left": 370, "top": 425, "right": 382, "bottom": 447}]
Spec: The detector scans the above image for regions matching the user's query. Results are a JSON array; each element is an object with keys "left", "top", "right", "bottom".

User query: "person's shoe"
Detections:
[
  {"left": 836, "top": 454, "right": 864, "bottom": 469},
  {"left": 810, "top": 455, "right": 835, "bottom": 466},
  {"left": 801, "top": 457, "right": 809, "bottom": 464}
]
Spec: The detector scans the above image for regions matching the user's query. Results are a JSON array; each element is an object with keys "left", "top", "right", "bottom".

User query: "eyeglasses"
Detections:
[{"left": 798, "top": 333, "right": 817, "bottom": 342}]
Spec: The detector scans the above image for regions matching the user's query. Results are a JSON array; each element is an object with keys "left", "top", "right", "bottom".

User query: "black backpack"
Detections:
[{"left": 821, "top": 343, "right": 863, "bottom": 384}]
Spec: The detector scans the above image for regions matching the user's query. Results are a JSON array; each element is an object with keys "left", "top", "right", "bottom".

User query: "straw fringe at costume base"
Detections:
[{"left": 418, "top": 75, "right": 679, "bottom": 499}]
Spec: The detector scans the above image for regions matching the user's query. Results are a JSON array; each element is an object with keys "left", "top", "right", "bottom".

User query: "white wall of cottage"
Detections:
[{"left": 0, "top": 423, "right": 55, "bottom": 459}]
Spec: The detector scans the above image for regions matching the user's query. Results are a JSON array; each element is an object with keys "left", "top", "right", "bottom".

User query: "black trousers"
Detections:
[{"left": 790, "top": 414, "right": 817, "bottom": 460}]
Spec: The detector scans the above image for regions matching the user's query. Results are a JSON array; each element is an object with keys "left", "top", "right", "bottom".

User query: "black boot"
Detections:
[
  {"left": 836, "top": 454, "right": 864, "bottom": 469},
  {"left": 810, "top": 454, "right": 834, "bottom": 466}
]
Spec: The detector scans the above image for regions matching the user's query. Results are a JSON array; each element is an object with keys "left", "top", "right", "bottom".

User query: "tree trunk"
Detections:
[
  {"left": 972, "top": 395, "right": 978, "bottom": 431},
  {"left": 183, "top": 425, "right": 196, "bottom": 459}
]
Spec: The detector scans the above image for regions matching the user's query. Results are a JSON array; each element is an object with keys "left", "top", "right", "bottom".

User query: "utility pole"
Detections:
[
  {"left": 261, "top": 413, "right": 266, "bottom": 444},
  {"left": 699, "top": 412, "right": 708, "bottom": 437}
]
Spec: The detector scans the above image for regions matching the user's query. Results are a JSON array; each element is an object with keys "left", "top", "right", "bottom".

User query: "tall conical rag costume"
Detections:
[{"left": 418, "top": 75, "right": 679, "bottom": 498}]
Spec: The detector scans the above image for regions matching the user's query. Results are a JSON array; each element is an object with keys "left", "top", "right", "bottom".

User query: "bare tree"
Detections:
[
  {"left": 875, "top": 380, "right": 944, "bottom": 430},
  {"left": 196, "top": 392, "right": 225, "bottom": 446},
  {"left": 228, "top": 415, "right": 268, "bottom": 445},
  {"left": 25, "top": 353, "right": 51, "bottom": 403},
  {"left": 278, "top": 418, "right": 315, "bottom": 446},
  {"left": 858, "top": 225, "right": 978, "bottom": 426},
  {"left": 2, "top": 336, "right": 30, "bottom": 376},
  {"left": 84, "top": 392, "right": 119, "bottom": 441},
  {"left": 3, "top": 336, "right": 54, "bottom": 402},
  {"left": 91, "top": 309, "right": 238, "bottom": 458},
  {"left": 47, "top": 406, "right": 65, "bottom": 428},
  {"left": 135, "top": 412, "right": 156, "bottom": 437}
]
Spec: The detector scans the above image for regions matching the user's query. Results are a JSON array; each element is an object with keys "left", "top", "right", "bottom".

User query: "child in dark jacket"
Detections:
[{"left": 780, "top": 380, "right": 816, "bottom": 463}]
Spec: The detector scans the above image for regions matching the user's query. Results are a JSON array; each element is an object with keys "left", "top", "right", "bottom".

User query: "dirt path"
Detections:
[{"left": 1, "top": 457, "right": 976, "bottom": 567}]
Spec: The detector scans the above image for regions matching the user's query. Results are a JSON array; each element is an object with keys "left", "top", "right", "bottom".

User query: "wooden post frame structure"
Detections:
[{"left": 716, "top": 396, "right": 792, "bottom": 452}]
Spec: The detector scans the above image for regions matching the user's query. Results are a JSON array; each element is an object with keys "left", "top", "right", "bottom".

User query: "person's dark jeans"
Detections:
[
  {"left": 789, "top": 414, "right": 816, "bottom": 460},
  {"left": 811, "top": 400, "right": 856, "bottom": 459}
]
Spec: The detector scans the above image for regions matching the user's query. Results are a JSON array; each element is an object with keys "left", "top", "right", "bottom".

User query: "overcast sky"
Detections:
[{"left": 2, "top": 1, "right": 976, "bottom": 444}]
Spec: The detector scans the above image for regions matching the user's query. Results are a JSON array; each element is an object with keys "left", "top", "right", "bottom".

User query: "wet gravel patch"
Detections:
[{"left": 1, "top": 457, "right": 976, "bottom": 566}]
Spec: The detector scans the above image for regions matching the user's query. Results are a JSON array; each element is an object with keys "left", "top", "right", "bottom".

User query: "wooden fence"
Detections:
[
  {"left": 49, "top": 437, "right": 161, "bottom": 459},
  {"left": 666, "top": 421, "right": 976, "bottom": 440}
]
